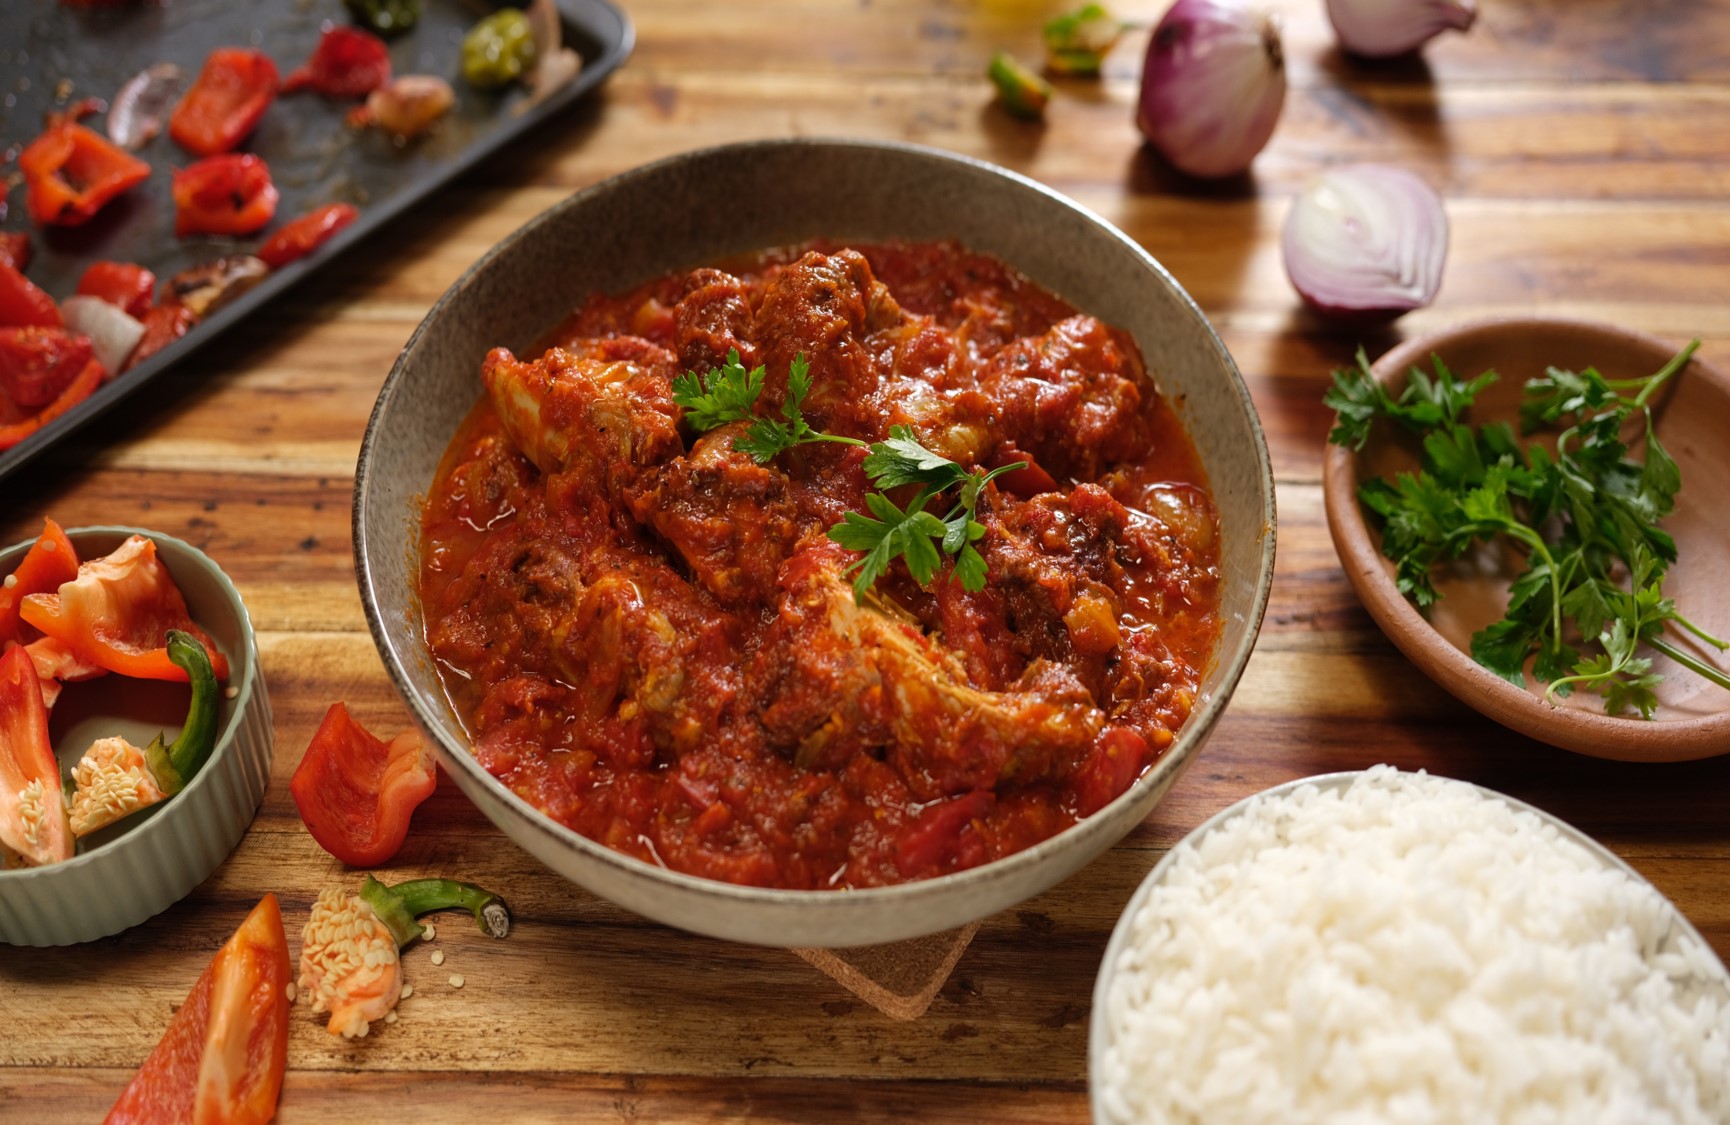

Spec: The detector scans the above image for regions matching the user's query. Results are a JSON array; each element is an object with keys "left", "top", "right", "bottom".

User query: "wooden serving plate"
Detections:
[{"left": 1323, "top": 317, "right": 1730, "bottom": 762}]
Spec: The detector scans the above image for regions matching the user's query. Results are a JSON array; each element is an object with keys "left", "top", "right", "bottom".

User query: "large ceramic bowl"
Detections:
[
  {"left": 1323, "top": 317, "right": 1730, "bottom": 761},
  {"left": 353, "top": 138, "right": 1276, "bottom": 947},
  {"left": 0, "top": 527, "right": 272, "bottom": 946}
]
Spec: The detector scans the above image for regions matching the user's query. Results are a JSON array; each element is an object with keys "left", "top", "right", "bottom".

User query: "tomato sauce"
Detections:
[{"left": 419, "top": 240, "right": 1222, "bottom": 889}]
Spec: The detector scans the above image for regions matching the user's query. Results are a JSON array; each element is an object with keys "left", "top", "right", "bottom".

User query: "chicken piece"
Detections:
[
  {"left": 554, "top": 556, "right": 738, "bottom": 754},
  {"left": 672, "top": 267, "right": 758, "bottom": 375},
  {"left": 626, "top": 422, "right": 801, "bottom": 608},
  {"left": 753, "top": 545, "right": 1102, "bottom": 800},
  {"left": 480, "top": 345, "right": 683, "bottom": 498},
  {"left": 753, "top": 249, "right": 906, "bottom": 434},
  {"left": 977, "top": 314, "right": 1152, "bottom": 479}
]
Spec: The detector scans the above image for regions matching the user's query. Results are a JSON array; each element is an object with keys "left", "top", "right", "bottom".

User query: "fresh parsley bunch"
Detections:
[
  {"left": 672, "top": 351, "right": 1025, "bottom": 599},
  {"left": 1326, "top": 340, "right": 1728, "bottom": 718}
]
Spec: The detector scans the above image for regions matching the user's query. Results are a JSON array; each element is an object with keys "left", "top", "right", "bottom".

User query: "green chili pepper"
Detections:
[
  {"left": 358, "top": 874, "right": 512, "bottom": 945},
  {"left": 988, "top": 51, "right": 1052, "bottom": 121},
  {"left": 143, "top": 629, "right": 222, "bottom": 796},
  {"left": 1043, "top": 4, "right": 1125, "bottom": 77},
  {"left": 462, "top": 9, "right": 539, "bottom": 90},
  {"left": 345, "top": 0, "right": 421, "bottom": 38}
]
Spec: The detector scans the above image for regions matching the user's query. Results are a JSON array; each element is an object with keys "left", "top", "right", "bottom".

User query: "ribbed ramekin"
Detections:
[{"left": 0, "top": 526, "right": 271, "bottom": 946}]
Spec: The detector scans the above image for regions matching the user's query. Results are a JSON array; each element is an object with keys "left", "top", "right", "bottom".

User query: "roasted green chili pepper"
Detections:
[
  {"left": 345, "top": 0, "right": 421, "bottom": 38},
  {"left": 462, "top": 8, "right": 538, "bottom": 90},
  {"left": 988, "top": 51, "right": 1052, "bottom": 121}
]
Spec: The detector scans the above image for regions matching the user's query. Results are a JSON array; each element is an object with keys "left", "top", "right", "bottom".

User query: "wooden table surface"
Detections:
[{"left": 4, "top": 1, "right": 1729, "bottom": 1120}]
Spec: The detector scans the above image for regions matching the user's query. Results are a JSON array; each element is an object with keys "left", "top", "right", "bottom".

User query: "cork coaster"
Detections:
[{"left": 790, "top": 922, "right": 981, "bottom": 1020}]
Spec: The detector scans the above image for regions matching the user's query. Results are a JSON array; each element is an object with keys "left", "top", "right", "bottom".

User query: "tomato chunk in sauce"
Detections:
[{"left": 419, "top": 240, "right": 1222, "bottom": 889}]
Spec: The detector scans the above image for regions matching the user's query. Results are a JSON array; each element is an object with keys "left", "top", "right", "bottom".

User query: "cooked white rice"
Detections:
[{"left": 1097, "top": 766, "right": 1730, "bottom": 1125}]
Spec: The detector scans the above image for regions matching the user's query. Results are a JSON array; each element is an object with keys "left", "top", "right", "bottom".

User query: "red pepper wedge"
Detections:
[
  {"left": 105, "top": 894, "right": 291, "bottom": 1125},
  {"left": 283, "top": 26, "right": 392, "bottom": 99},
  {"left": 173, "top": 154, "right": 280, "bottom": 237},
  {"left": 76, "top": 261, "right": 157, "bottom": 320},
  {"left": 0, "top": 261, "right": 63, "bottom": 329},
  {"left": 169, "top": 48, "right": 280, "bottom": 157},
  {"left": 18, "top": 534, "right": 230, "bottom": 682},
  {"left": 291, "top": 702, "right": 438, "bottom": 866},
  {"left": 0, "top": 328, "right": 97, "bottom": 411},
  {"left": 0, "top": 518, "right": 79, "bottom": 647},
  {"left": 125, "top": 303, "right": 199, "bottom": 373},
  {"left": 0, "top": 233, "right": 28, "bottom": 272},
  {"left": 256, "top": 202, "right": 360, "bottom": 269},
  {"left": 18, "top": 121, "right": 153, "bottom": 228},
  {"left": 0, "top": 644, "right": 74, "bottom": 868},
  {"left": 0, "top": 343, "right": 104, "bottom": 452}
]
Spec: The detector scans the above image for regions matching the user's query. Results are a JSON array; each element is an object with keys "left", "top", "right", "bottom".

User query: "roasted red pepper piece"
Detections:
[
  {"left": 291, "top": 702, "right": 438, "bottom": 866},
  {"left": 169, "top": 47, "right": 279, "bottom": 157},
  {"left": 105, "top": 894, "right": 291, "bottom": 1125},
  {"left": 0, "top": 519, "right": 79, "bottom": 648},
  {"left": 17, "top": 122, "right": 152, "bottom": 227},
  {"left": 284, "top": 26, "right": 392, "bottom": 99},
  {"left": 173, "top": 154, "right": 279, "bottom": 237},
  {"left": 76, "top": 261, "right": 157, "bottom": 320},
  {"left": 256, "top": 203, "right": 360, "bottom": 269},
  {"left": 0, "top": 233, "right": 31, "bottom": 273},
  {"left": 18, "top": 533, "right": 231, "bottom": 682},
  {"left": 0, "top": 263, "right": 61, "bottom": 329},
  {"left": 0, "top": 328, "right": 96, "bottom": 410},
  {"left": 0, "top": 334, "right": 103, "bottom": 451},
  {"left": 124, "top": 303, "right": 198, "bottom": 373},
  {"left": 0, "top": 644, "right": 74, "bottom": 868}
]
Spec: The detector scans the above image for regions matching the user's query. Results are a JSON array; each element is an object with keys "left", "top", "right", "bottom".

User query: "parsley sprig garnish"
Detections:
[
  {"left": 1326, "top": 340, "right": 1729, "bottom": 717},
  {"left": 673, "top": 352, "right": 1025, "bottom": 599}
]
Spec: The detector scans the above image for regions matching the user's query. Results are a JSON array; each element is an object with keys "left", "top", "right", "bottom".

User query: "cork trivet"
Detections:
[{"left": 790, "top": 921, "right": 981, "bottom": 1020}]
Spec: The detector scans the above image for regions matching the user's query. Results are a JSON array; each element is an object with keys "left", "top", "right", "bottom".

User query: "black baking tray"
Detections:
[{"left": 0, "top": 0, "right": 631, "bottom": 483}]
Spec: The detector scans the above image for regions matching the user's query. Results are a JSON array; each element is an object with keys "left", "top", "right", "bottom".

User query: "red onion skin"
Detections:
[
  {"left": 1137, "top": 0, "right": 1286, "bottom": 180},
  {"left": 1282, "top": 165, "right": 1448, "bottom": 321},
  {"left": 1326, "top": 0, "right": 1476, "bottom": 59}
]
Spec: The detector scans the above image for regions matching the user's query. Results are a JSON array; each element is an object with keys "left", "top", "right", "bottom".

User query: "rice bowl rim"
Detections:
[{"left": 1086, "top": 768, "right": 1730, "bottom": 1122}]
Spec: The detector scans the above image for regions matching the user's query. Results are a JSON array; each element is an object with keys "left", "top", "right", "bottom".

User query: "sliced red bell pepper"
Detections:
[
  {"left": 0, "top": 328, "right": 96, "bottom": 410},
  {"left": 0, "top": 518, "right": 79, "bottom": 647},
  {"left": 0, "top": 644, "right": 74, "bottom": 868},
  {"left": 256, "top": 202, "right": 360, "bottom": 269},
  {"left": 169, "top": 47, "right": 279, "bottom": 157},
  {"left": 18, "top": 534, "right": 230, "bottom": 682},
  {"left": 290, "top": 702, "right": 437, "bottom": 866},
  {"left": 0, "top": 233, "right": 33, "bottom": 273},
  {"left": 172, "top": 154, "right": 279, "bottom": 237},
  {"left": 0, "top": 262, "right": 62, "bottom": 329},
  {"left": 76, "top": 261, "right": 157, "bottom": 320},
  {"left": 0, "top": 341, "right": 103, "bottom": 452},
  {"left": 125, "top": 303, "right": 199, "bottom": 373},
  {"left": 284, "top": 26, "right": 392, "bottom": 99},
  {"left": 18, "top": 121, "right": 153, "bottom": 228},
  {"left": 105, "top": 894, "right": 291, "bottom": 1125}
]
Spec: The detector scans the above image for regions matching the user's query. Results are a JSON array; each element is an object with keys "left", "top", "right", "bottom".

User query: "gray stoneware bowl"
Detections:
[{"left": 353, "top": 138, "right": 1276, "bottom": 947}]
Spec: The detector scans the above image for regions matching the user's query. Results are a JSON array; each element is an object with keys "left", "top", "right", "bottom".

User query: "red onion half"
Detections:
[
  {"left": 1136, "top": 0, "right": 1286, "bottom": 179},
  {"left": 1326, "top": 0, "right": 1476, "bottom": 59},
  {"left": 1282, "top": 165, "right": 1448, "bottom": 320}
]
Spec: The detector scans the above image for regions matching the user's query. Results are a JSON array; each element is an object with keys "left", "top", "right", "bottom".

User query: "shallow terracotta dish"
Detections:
[
  {"left": 0, "top": 527, "right": 272, "bottom": 946},
  {"left": 354, "top": 138, "right": 1276, "bottom": 948},
  {"left": 1323, "top": 317, "right": 1730, "bottom": 761}
]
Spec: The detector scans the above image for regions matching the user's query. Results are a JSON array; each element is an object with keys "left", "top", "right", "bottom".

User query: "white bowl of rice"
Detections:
[{"left": 1089, "top": 766, "right": 1730, "bottom": 1124}]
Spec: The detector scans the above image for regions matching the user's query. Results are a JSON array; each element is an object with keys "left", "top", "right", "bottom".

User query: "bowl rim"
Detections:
[
  {"left": 1322, "top": 314, "right": 1730, "bottom": 762},
  {"left": 1086, "top": 767, "right": 1730, "bottom": 1122},
  {"left": 0, "top": 524, "right": 261, "bottom": 880},
  {"left": 352, "top": 136, "right": 1277, "bottom": 927}
]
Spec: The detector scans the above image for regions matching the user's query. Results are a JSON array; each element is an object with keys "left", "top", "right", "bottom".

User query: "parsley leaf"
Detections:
[
  {"left": 671, "top": 349, "right": 765, "bottom": 433},
  {"left": 1326, "top": 338, "right": 1730, "bottom": 717}
]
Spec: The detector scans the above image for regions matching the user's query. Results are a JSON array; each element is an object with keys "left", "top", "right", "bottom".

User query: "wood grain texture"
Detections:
[{"left": 3, "top": 1, "right": 1729, "bottom": 1121}]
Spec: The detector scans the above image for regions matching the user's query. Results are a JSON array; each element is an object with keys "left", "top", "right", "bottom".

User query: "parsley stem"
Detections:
[
  {"left": 810, "top": 433, "right": 870, "bottom": 449},
  {"left": 1648, "top": 636, "right": 1730, "bottom": 693},
  {"left": 1669, "top": 610, "right": 1730, "bottom": 652},
  {"left": 1633, "top": 338, "right": 1699, "bottom": 408}
]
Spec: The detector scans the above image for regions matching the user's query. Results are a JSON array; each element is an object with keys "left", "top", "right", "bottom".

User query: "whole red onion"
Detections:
[
  {"left": 1136, "top": 0, "right": 1286, "bottom": 180},
  {"left": 1282, "top": 165, "right": 1449, "bottom": 320},
  {"left": 1326, "top": 0, "right": 1476, "bottom": 58}
]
